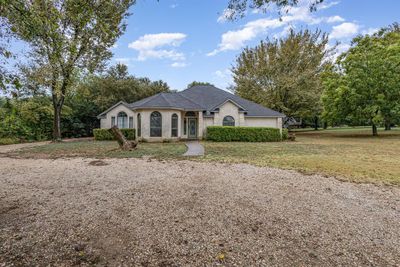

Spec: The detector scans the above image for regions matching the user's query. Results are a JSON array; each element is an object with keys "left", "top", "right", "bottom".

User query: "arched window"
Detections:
[
  {"left": 137, "top": 113, "right": 141, "bottom": 137},
  {"left": 171, "top": 113, "right": 178, "bottom": 137},
  {"left": 117, "top": 112, "right": 128, "bottom": 128},
  {"left": 223, "top": 116, "right": 235, "bottom": 126},
  {"left": 150, "top": 111, "right": 162, "bottom": 137}
]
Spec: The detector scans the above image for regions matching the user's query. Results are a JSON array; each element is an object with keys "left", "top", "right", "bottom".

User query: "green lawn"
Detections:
[
  {"left": 13, "top": 141, "right": 187, "bottom": 159},
  {"left": 10, "top": 127, "right": 400, "bottom": 186},
  {"left": 201, "top": 127, "right": 400, "bottom": 185}
]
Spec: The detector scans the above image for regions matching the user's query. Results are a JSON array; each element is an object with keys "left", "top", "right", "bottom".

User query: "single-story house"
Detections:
[{"left": 97, "top": 85, "right": 285, "bottom": 141}]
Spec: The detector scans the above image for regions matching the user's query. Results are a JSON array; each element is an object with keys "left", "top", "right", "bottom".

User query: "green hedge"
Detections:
[
  {"left": 206, "top": 126, "right": 283, "bottom": 142},
  {"left": 282, "top": 128, "right": 289, "bottom": 140},
  {"left": 93, "top": 128, "right": 135, "bottom": 141}
]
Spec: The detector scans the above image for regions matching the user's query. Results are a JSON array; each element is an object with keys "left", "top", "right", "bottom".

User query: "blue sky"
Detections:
[{"left": 9, "top": 0, "right": 400, "bottom": 92}]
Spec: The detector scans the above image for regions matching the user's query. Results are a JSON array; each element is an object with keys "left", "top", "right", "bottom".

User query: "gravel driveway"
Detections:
[{"left": 0, "top": 157, "right": 399, "bottom": 266}]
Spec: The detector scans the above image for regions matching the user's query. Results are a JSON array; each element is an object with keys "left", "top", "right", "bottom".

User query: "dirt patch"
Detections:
[
  {"left": 0, "top": 157, "right": 399, "bottom": 266},
  {"left": 88, "top": 160, "right": 109, "bottom": 166}
]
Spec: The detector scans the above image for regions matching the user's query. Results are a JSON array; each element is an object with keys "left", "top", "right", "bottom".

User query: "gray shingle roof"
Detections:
[
  {"left": 179, "top": 85, "right": 285, "bottom": 117},
  {"left": 100, "top": 85, "right": 285, "bottom": 117}
]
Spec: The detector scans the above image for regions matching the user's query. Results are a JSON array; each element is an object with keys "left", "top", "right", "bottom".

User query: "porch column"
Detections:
[{"left": 198, "top": 111, "right": 203, "bottom": 139}]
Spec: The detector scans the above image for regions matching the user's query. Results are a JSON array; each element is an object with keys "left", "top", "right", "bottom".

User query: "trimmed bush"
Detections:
[
  {"left": 93, "top": 128, "right": 135, "bottom": 141},
  {"left": 282, "top": 128, "right": 289, "bottom": 140},
  {"left": 206, "top": 126, "right": 282, "bottom": 142}
]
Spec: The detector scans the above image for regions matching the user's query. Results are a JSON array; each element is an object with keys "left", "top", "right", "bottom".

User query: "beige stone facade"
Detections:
[{"left": 99, "top": 101, "right": 283, "bottom": 141}]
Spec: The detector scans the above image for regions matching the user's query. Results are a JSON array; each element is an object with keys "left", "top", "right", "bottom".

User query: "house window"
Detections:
[
  {"left": 117, "top": 112, "right": 128, "bottom": 128},
  {"left": 171, "top": 113, "right": 178, "bottom": 137},
  {"left": 137, "top": 113, "right": 141, "bottom": 137},
  {"left": 111, "top": 116, "right": 116, "bottom": 127},
  {"left": 185, "top": 111, "right": 196, "bottom": 117},
  {"left": 129, "top": 117, "right": 133, "bottom": 129},
  {"left": 223, "top": 116, "right": 235, "bottom": 126},
  {"left": 150, "top": 111, "right": 162, "bottom": 137}
]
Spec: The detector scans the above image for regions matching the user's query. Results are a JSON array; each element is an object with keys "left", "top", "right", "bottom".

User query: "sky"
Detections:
[{"left": 8, "top": 0, "right": 400, "bottom": 92}]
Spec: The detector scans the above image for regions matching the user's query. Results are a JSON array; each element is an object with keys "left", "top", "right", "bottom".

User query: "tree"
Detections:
[
  {"left": 226, "top": 0, "right": 323, "bottom": 20},
  {"left": 232, "top": 29, "right": 330, "bottom": 125},
  {"left": 322, "top": 23, "right": 400, "bottom": 136},
  {"left": 79, "top": 63, "right": 170, "bottom": 112},
  {"left": 186, "top": 81, "right": 214, "bottom": 88},
  {"left": 1, "top": 0, "right": 134, "bottom": 141}
]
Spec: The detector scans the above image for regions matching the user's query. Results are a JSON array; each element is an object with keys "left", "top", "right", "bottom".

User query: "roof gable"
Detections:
[{"left": 98, "top": 85, "right": 285, "bottom": 118}]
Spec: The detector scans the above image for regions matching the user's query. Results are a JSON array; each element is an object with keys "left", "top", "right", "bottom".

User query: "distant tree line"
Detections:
[
  {"left": 0, "top": 63, "right": 169, "bottom": 142},
  {"left": 231, "top": 23, "right": 400, "bottom": 135}
]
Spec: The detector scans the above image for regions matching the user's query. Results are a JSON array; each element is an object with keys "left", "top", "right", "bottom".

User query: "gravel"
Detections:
[{"left": 0, "top": 157, "right": 399, "bottom": 266}]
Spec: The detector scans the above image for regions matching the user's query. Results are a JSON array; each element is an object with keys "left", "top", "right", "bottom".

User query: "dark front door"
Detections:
[{"left": 188, "top": 118, "right": 197, "bottom": 139}]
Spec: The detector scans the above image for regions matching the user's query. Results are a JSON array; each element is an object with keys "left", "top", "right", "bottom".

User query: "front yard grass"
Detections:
[
  {"left": 9, "top": 127, "right": 400, "bottom": 186},
  {"left": 12, "top": 141, "right": 187, "bottom": 160},
  {"left": 201, "top": 127, "right": 400, "bottom": 185}
]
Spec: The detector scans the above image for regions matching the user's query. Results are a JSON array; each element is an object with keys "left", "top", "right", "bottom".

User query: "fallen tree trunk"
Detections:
[{"left": 108, "top": 126, "right": 138, "bottom": 150}]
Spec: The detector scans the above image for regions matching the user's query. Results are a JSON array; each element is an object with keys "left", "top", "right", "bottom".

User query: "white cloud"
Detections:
[
  {"left": 129, "top": 33, "right": 186, "bottom": 51},
  {"left": 330, "top": 22, "right": 360, "bottom": 39},
  {"left": 171, "top": 62, "right": 187, "bottom": 68},
  {"left": 209, "top": 0, "right": 344, "bottom": 56},
  {"left": 326, "top": 15, "right": 345, "bottom": 23},
  {"left": 217, "top": 8, "right": 235, "bottom": 23},
  {"left": 326, "top": 43, "right": 351, "bottom": 61},
  {"left": 362, "top": 27, "right": 379, "bottom": 36},
  {"left": 128, "top": 33, "right": 187, "bottom": 62},
  {"left": 115, "top": 57, "right": 133, "bottom": 65},
  {"left": 170, "top": 3, "right": 178, "bottom": 9}
]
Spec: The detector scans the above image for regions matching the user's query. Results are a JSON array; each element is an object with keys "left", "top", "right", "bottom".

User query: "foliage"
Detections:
[
  {"left": 1, "top": 0, "right": 134, "bottom": 140},
  {"left": 0, "top": 96, "right": 53, "bottom": 141},
  {"left": 93, "top": 128, "right": 135, "bottom": 141},
  {"left": 206, "top": 126, "right": 282, "bottom": 142},
  {"left": 0, "top": 137, "right": 19, "bottom": 145},
  {"left": 186, "top": 81, "right": 214, "bottom": 88},
  {"left": 322, "top": 23, "right": 400, "bottom": 135},
  {"left": 80, "top": 63, "right": 170, "bottom": 112},
  {"left": 282, "top": 128, "right": 289, "bottom": 140},
  {"left": 232, "top": 29, "right": 330, "bottom": 121},
  {"left": 226, "top": 0, "right": 323, "bottom": 20}
]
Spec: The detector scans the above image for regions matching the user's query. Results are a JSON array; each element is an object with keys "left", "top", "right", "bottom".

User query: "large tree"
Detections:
[
  {"left": 232, "top": 29, "right": 330, "bottom": 123},
  {"left": 322, "top": 24, "right": 400, "bottom": 136},
  {"left": 1, "top": 0, "right": 134, "bottom": 141}
]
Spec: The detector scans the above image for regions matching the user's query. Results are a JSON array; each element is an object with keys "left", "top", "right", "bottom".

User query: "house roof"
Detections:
[
  {"left": 179, "top": 85, "right": 285, "bottom": 117},
  {"left": 99, "top": 85, "right": 285, "bottom": 118}
]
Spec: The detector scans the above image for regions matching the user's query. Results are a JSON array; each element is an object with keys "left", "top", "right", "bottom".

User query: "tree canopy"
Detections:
[
  {"left": 186, "top": 81, "right": 214, "bottom": 88},
  {"left": 322, "top": 23, "right": 400, "bottom": 135},
  {"left": 0, "top": 0, "right": 134, "bottom": 140},
  {"left": 232, "top": 29, "right": 330, "bottom": 122},
  {"left": 226, "top": 0, "right": 323, "bottom": 20}
]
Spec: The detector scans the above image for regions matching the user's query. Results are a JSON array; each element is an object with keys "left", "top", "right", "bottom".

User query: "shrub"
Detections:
[
  {"left": 282, "top": 128, "right": 289, "bottom": 140},
  {"left": 93, "top": 128, "right": 135, "bottom": 141},
  {"left": 0, "top": 137, "right": 19, "bottom": 145},
  {"left": 206, "top": 126, "right": 282, "bottom": 142}
]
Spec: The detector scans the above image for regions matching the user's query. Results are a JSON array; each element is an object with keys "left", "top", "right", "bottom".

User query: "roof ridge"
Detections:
[
  {"left": 132, "top": 93, "right": 162, "bottom": 106},
  {"left": 159, "top": 92, "right": 173, "bottom": 106},
  {"left": 177, "top": 92, "right": 205, "bottom": 109}
]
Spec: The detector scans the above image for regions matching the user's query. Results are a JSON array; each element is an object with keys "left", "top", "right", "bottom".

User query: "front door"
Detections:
[{"left": 188, "top": 118, "right": 197, "bottom": 139}]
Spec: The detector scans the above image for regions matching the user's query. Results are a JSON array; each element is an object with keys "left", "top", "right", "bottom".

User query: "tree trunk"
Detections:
[
  {"left": 52, "top": 95, "right": 63, "bottom": 142},
  {"left": 323, "top": 121, "right": 328, "bottom": 129},
  {"left": 314, "top": 116, "right": 318, "bottom": 131},
  {"left": 384, "top": 121, "right": 391, "bottom": 131},
  {"left": 109, "top": 126, "right": 138, "bottom": 150},
  {"left": 372, "top": 124, "right": 378, "bottom": 136}
]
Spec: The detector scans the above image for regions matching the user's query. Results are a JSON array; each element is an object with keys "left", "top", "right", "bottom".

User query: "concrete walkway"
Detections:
[{"left": 183, "top": 141, "right": 204, "bottom": 156}]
